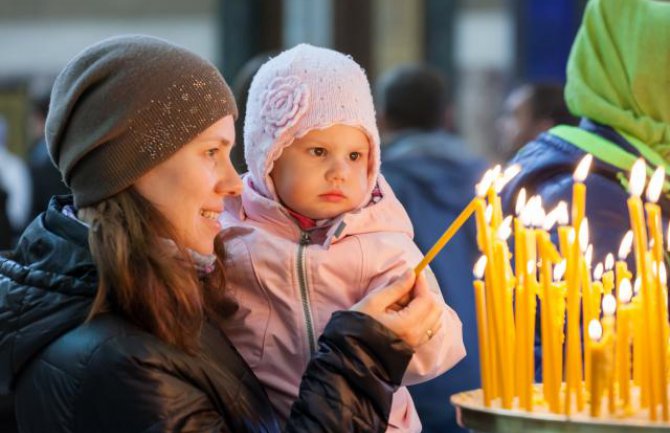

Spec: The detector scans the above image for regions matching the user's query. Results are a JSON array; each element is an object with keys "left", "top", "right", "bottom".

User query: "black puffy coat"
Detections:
[{"left": 0, "top": 197, "right": 412, "bottom": 433}]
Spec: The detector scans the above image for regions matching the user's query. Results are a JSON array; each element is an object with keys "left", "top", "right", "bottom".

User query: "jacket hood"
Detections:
[
  {"left": 222, "top": 173, "right": 413, "bottom": 246},
  {"left": 381, "top": 130, "right": 487, "bottom": 209},
  {"left": 0, "top": 196, "right": 96, "bottom": 393}
]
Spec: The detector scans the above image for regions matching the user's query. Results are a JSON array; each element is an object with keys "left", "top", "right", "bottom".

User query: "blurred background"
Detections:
[{"left": 0, "top": 0, "right": 585, "bottom": 243}]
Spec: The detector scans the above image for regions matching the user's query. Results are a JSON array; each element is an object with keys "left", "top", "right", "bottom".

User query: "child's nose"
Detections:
[{"left": 326, "top": 158, "right": 349, "bottom": 182}]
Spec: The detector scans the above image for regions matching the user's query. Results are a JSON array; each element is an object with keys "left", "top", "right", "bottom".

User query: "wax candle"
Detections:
[
  {"left": 616, "top": 231, "right": 634, "bottom": 312},
  {"left": 603, "top": 254, "right": 615, "bottom": 295},
  {"left": 415, "top": 198, "right": 477, "bottom": 274},
  {"left": 553, "top": 259, "right": 568, "bottom": 414},
  {"left": 652, "top": 261, "right": 669, "bottom": 420},
  {"left": 567, "top": 155, "right": 591, "bottom": 407},
  {"left": 626, "top": 158, "right": 656, "bottom": 420},
  {"left": 538, "top": 221, "right": 560, "bottom": 410},
  {"left": 580, "top": 223, "right": 595, "bottom": 391},
  {"left": 487, "top": 165, "right": 502, "bottom": 230},
  {"left": 494, "top": 235, "right": 514, "bottom": 408},
  {"left": 617, "top": 279, "right": 633, "bottom": 411},
  {"left": 474, "top": 172, "right": 504, "bottom": 399},
  {"left": 473, "top": 256, "right": 491, "bottom": 406},
  {"left": 497, "top": 217, "right": 516, "bottom": 406},
  {"left": 602, "top": 294, "right": 617, "bottom": 415},
  {"left": 589, "top": 320, "right": 606, "bottom": 417}
]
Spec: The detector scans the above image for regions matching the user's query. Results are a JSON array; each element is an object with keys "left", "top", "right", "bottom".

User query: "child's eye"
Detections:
[
  {"left": 309, "top": 147, "right": 326, "bottom": 157},
  {"left": 350, "top": 152, "right": 361, "bottom": 161}
]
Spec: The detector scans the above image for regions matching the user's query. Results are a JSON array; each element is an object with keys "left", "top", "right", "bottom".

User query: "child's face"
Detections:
[{"left": 270, "top": 124, "right": 370, "bottom": 220}]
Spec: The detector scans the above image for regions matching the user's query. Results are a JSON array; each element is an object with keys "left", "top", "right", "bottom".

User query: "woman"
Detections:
[{"left": 0, "top": 35, "right": 444, "bottom": 433}]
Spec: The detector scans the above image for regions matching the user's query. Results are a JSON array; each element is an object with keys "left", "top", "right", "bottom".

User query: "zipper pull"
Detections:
[{"left": 300, "top": 231, "right": 311, "bottom": 245}]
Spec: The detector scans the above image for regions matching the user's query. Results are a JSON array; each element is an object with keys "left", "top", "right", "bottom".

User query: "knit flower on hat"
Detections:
[{"left": 260, "top": 75, "right": 310, "bottom": 139}]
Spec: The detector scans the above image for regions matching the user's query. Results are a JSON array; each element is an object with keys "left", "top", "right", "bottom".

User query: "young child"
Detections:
[{"left": 219, "top": 44, "right": 465, "bottom": 432}]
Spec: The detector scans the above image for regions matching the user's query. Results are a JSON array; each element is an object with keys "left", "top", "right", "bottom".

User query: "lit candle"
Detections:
[
  {"left": 589, "top": 320, "right": 606, "bottom": 417},
  {"left": 581, "top": 235, "right": 595, "bottom": 391},
  {"left": 645, "top": 167, "right": 665, "bottom": 263},
  {"left": 487, "top": 165, "right": 502, "bottom": 230},
  {"left": 565, "top": 155, "right": 592, "bottom": 414},
  {"left": 626, "top": 158, "right": 657, "bottom": 420},
  {"left": 616, "top": 231, "right": 634, "bottom": 311},
  {"left": 603, "top": 254, "right": 615, "bottom": 295},
  {"left": 494, "top": 219, "right": 515, "bottom": 408},
  {"left": 473, "top": 172, "right": 504, "bottom": 401},
  {"left": 572, "top": 154, "right": 593, "bottom": 230},
  {"left": 617, "top": 278, "right": 633, "bottom": 412},
  {"left": 657, "top": 262, "right": 669, "bottom": 420},
  {"left": 514, "top": 190, "right": 528, "bottom": 406},
  {"left": 553, "top": 259, "right": 568, "bottom": 414},
  {"left": 601, "top": 294, "right": 617, "bottom": 415},
  {"left": 538, "top": 209, "right": 561, "bottom": 411},
  {"left": 645, "top": 167, "right": 668, "bottom": 420},
  {"left": 473, "top": 255, "right": 491, "bottom": 406}
]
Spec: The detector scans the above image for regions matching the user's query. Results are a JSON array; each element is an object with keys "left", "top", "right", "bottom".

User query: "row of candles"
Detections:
[{"left": 416, "top": 154, "right": 670, "bottom": 420}]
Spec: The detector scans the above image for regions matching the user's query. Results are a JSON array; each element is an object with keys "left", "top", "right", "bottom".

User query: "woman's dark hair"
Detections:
[{"left": 83, "top": 188, "right": 227, "bottom": 353}]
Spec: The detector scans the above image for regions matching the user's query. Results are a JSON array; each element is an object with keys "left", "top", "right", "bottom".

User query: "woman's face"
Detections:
[{"left": 134, "top": 115, "right": 242, "bottom": 255}]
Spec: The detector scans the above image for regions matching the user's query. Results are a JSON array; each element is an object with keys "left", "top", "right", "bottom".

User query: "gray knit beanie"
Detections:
[{"left": 46, "top": 35, "right": 237, "bottom": 207}]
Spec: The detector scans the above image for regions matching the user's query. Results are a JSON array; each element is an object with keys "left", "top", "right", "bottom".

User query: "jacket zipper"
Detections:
[{"left": 297, "top": 231, "right": 317, "bottom": 354}]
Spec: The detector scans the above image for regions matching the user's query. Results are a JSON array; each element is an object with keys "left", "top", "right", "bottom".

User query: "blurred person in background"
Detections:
[
  {"left": 501, "top": 0, "right": 670, "bottom": 269},
  {"left": 497, "top": 82, "right": 578, "bottom": 160},
  {"left": 377, "top": 63, "right": 488, "bottom": 433},
  {"left": 0, "top": 116, "right": 31, "bottom": 243},
  {"left": 27, "top": 91, "right": 70, "bottom": 221},
  {"left": 0, "top": 188, "right": 11, "bottom": 251}
]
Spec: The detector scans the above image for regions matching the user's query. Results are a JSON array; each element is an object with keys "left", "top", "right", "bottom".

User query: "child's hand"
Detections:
[{"left": 351, "top": 270, "right": 443, "bottom": 349}]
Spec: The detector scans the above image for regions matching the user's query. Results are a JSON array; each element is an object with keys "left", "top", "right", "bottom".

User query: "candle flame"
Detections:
[
  {"left": 660, "top": 262, "right": 667, "bottom": 284},
  {"left": 497, "top": 216, "right": 513, "bottom": 240},
  {"left": 646, "top": 166, "right": 665, "bottom": 203},
  {"left": 619, "top": 278, "right": 633, "bottom": 303},
  {"left": 515, "top": 188, "right": 527, "bottom": 216},
  {"left": 634, "top": 277, "right": 641, "bottom": 294},
  {"left": 473, "top": 255, "right": 487, "bottom": 279},
  {"left": 555, "top": 201, "right": 569, "bottom": 226},
  {"left": 578, "top": 219, "right": 590, "bottom": 252},
  {"left": 475, "top": 169, "right": 494, "bottom": 198},
  {"left": 520, "top": 196, "right": 536, "bottom": 227},
  {"left": 532, "top": 201, "right": 546, "bottom": 228},
  {"left": 543, "top": 204, "right": 561, "bottom": 231},
  {"left": 485, "top": 204, "right": 493, "bottom": 224},
  {"left": 554, "top": 259, "right": 567, "bottom": 281},
  {"left": 605, "top": 253, "right": 614, "bottom": 271},
  {"left": 568, "top": 227, "right": 576, "bottom": 245},
  {"left": 585, "top": 245, "right": 593, "bottom": 267},
  {"left": 496, "top": 164, "right": 522, "bottom": 193},
  {"left": 573, "top": 154, "right": 593, "bottom": 182},
  {"left": 629, "top": 158, "right": 646, "bottom": 197},
  {"left": 588, "top": 319, "right": 603, "bottom": 341},
  {"left": 602, "top": 294, "right": 616, "bottom": 316},
  {"left": 593, "top": 263, "right": 604, "bottom": 280},
  {"left": 618, "top": 231, "right": 634, "bottom": 260}
]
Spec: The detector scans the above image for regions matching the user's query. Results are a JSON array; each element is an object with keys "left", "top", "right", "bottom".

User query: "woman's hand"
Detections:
[{"left": 351, "top": 270, "right": 443, "bottom": 349}]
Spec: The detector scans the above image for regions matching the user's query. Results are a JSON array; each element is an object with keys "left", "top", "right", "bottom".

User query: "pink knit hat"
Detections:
[{"left": 244, "top": 43, "right": 380, "bottom": 202}]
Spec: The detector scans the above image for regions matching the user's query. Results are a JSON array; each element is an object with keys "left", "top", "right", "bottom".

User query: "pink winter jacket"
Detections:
[{"left": 218, "top": 174, "right": 465, "bottom": 432}]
